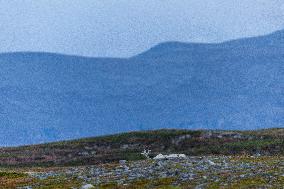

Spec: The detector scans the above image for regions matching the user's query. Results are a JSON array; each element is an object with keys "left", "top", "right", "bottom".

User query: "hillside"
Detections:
[
  {"left": 0, "top": 29, "right": 283, "bottom": 146},
  {"left": 1, "top": 156, "right": 283, "bottom": 188},
  {"left": 0, "top": 128, "right": 283, "bottom": 167}
]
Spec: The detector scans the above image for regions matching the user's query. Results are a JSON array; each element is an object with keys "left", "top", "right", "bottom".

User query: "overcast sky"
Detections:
[{"left": 0, "top": 0, "right": 284, "bottom": 57}]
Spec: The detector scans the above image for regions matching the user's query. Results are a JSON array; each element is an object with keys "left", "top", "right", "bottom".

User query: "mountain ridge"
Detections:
[
  {"left": 134, "top": 29, "right": 284, "bottom": 59},
  {"left": 0, "top": 29, "right": 283, "bottom": 146},
  {"left": 2, "top": 29, "right": 284, "bottom": 60}
]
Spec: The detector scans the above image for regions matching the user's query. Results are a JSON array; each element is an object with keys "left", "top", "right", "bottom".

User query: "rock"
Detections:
[
  {"left": 153, "top": 154, "right": 165, "bottom": 160},
  {"left": 195, "top": 183, "right": 207, "bottom": 189},
  {"left": 121, "top": 144, "right": 129, "bottom": 149},
  {"left": 207, "top": 160, "right": 216, "bottom": 166},
  {"left": 30, "top": 155, "right": 282, "bottom": 188},
  {"left": 81, "top": 184, "right": 94, "bottom": 189},
  {"left": 153, "top": 154, "right": 187, "bottom": 160},
  {"left": 119, "top": 160, "right": 127, "bottom": 165},
  {"left": 17, "top": 186, "right": 32, "bottom": 189}
]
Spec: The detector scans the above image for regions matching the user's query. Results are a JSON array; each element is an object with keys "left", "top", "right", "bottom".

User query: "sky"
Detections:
[{"left": 0, "top": 0, "right": 284, "bottom": 57}]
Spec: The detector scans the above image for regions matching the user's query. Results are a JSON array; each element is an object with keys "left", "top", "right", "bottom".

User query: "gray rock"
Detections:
[{"left": 81, "top": 184, "right": 94, "bottom": 189}]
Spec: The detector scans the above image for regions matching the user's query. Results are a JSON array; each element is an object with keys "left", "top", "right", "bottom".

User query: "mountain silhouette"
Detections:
[{"left": 0, "top": 30, "right": 283, "bottom": 146}]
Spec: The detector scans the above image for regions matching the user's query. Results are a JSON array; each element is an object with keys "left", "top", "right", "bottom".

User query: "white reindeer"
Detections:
[{"left": 141, "top": 149, "right": 151, "bottom": 159}]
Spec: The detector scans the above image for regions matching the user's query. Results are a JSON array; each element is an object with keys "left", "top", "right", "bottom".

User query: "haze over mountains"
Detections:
[{"left": 0, "top": 30, "right": 283, "bottom": 146}]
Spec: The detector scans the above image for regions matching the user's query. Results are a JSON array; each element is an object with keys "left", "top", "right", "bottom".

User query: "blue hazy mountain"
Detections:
[{"left": 0, "top": 30, "right": 283, "bottom": 146}]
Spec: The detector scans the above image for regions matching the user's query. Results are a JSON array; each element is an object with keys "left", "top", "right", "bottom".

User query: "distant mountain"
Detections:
[{"left": 0, "top": 30, "right": 283, "bottom": 146}]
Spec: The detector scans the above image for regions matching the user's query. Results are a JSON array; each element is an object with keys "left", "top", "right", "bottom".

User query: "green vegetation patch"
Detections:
[{"left": 0, "top": 171, "right": 27, "bottom": 178}]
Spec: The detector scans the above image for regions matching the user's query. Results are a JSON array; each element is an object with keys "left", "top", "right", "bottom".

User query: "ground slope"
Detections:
[{"left": 0, "top": 128, "right": 283, "bottom": 167}]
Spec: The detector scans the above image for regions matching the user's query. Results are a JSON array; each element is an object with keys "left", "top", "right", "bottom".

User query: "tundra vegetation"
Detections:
[{"left": 0, "top": 128, "right": 283, "bottom": 188}]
